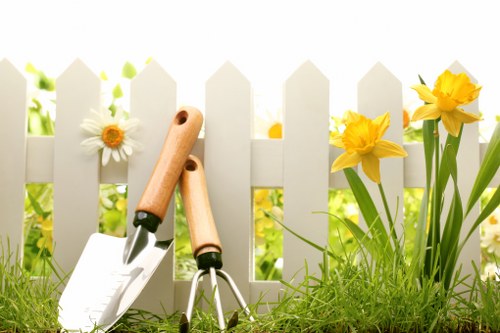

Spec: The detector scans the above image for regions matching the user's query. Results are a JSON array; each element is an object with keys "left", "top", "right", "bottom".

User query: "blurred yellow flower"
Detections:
[
  {"left": 36, "top": 217, "right": 53, "bottom": 254},
  {"left": 331, "top": 111, "right": 407, "bottom": 184},
  {"left": 411, "top": 70, "right": 481, "bottom": 137}
]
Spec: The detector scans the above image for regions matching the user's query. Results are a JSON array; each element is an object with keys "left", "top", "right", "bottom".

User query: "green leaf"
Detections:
[
  {"left": 122, "top": 62, "right": 137, "bottom": 79},
  {"left": 340, "top": 217, "right": 383, "bottom": 260},
  {"left": 343, "top": 168, "right": 390, "bottom": 248},
  {"left": 99, "top": 71, "right": 108, "bottom": 81},
  {"left": 463, "top": 184, "right": 500, "bottom": 244},
  {"left": 438, "top": 130, "right": 462, "bottom": 191},
  {"left": 112, "top": 84, "right": 124, "bottom": 99},
  {"left": 466, "top": 121, "right": 500, "bottom": 215},
  {"left": 25, "top": 63, "right": 37, "bottom": 74},
  {"left": 439, "top": 144, "right": 463, "bottom": 290},
  {"left": 422, "top": 120, "right": 435, "bottom": 188},
  {"left": 27, "top": 193, "right": 47, "bottom": 217}
]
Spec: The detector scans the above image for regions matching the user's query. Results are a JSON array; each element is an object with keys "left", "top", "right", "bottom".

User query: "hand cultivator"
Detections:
[{"left": 178, "top": 155, "right": 255, "bottom": 332}]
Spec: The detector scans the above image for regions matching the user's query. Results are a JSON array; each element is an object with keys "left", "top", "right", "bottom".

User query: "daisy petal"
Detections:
[
  {"left": 361, "top": 154, "right": 381, "bottom": 184},
  {"left": 111, "top": 149, "right": 121, "bottom": 163},
  {"left": 331, "top": 152, "right": 362, "bottom": 173},
  {"left": 411, "top": 104, "right": 442, "bottom": 121},
  {"left": 102, "top": 147, "right": 112, "bottom": 166},
  {"left": 373, "top": 140, "right": 407, "bottom": 158}
]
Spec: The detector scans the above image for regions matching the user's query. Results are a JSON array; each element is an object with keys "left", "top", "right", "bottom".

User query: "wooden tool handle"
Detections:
[
  {"left": 135, "top": 106, "right": 203, "bottom": 220},
  {"left": 179, "top": 155, "right": 223, "bottom": 261}
]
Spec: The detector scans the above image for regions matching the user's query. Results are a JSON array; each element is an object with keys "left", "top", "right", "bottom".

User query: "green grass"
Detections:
[{"left": 1, "top": 238, "right": 499, "bottom": 332}]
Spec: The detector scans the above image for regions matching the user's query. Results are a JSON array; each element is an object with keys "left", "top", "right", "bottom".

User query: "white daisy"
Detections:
[{"left": 81, "top": 107, "right": 141, "bottom": 166}]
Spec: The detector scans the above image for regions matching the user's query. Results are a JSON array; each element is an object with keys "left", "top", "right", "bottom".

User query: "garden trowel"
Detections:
[{"left": 58, "top": 106, "right": 203, "bottom": 332}]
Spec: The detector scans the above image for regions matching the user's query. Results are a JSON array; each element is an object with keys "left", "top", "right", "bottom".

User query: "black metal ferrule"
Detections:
[
  {"left": 133, "top": 211, "right": 162, "bottom": 233},
  {"left": 196, "top": 252, "right": 223, "bottom": 270}
]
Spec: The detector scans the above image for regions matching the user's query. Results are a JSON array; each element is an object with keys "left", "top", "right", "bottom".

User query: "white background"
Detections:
[{"left": 1, "top": 0, "right": 499, "bottom": 130}]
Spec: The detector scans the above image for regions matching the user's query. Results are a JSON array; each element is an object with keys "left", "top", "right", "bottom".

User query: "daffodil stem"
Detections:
[
  {"left": 428, "top": 119, "right": 442, "bottom": 279},
  {"left": 378, "top": 183, "right": 398, "bottom": 249}
]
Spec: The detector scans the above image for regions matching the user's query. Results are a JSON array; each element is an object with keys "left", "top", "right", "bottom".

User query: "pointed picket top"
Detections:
[
  {"left": 57, "top": 58, "right": 99, "bottom": 86},
  {"left": 286, "top": 60, "right": 328, "bottom": 86},
  {"left": 207, "top": 61, "right": 250, "bottom": 92},
  {"left": 0, "top": 58, "right": 27, "bottom": 257},
  {"left": 448, "top": 60, "right": 477, "bottom": 81},
  {"left": 133, "top": 59, "right": 175, "bottom": 88}
]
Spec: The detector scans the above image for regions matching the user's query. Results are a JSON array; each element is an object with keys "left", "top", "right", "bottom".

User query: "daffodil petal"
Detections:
[
  {"left": 361, "top": 154, "right": 381, "bottom": 184},
  {"left": 330, "top": 134, "right": 344, "bottom": 148},
  {"left": 411, "top": 104, "right": 442, "bottom": 121},
  {"left": 373, "top": 140, "right": 408, "bottom": 158},
  {"left": 452, "top": 108, "right": 482, "bottom": 124},
  {"left": 331, "top": 152, "right": 361, "bottom": 173},
  {"left": 441, "top": 112, "right": 462, "bottom": 137},
  {"left": 344, "top": 110, "right": 361, "bottom": 124},
  {"left": 373, "top": 112, "right": 390, "bottom": 138},
  {"left": 411, "top": 84, "right": 437, "bottom": 104}
]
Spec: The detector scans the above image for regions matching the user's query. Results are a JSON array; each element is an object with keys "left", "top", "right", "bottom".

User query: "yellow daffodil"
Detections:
[
  {"left": 331, "top": 111, "right": 407, "bottom": 184},
  {"left": 411, "top": 70, "right": 482, "bottom": 137}
]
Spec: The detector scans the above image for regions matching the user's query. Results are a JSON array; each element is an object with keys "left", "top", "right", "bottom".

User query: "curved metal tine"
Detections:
[
  {"left": 180, "top": 269, "right": 207, "bottom": 333},
  {"left": 215, "top": 269, "right": 255, "bottom": 321},
  {"left": 209, "top": 267, "right": 226, "bottom": 330}
]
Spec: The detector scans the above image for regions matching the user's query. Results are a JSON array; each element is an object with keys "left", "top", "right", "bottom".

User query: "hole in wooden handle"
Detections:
[
  {"left": 185, "top": 159, "right": 198, "bottom": 172},
  {"left": 176, "top": 110, "right": 188, "bottom": 125}
]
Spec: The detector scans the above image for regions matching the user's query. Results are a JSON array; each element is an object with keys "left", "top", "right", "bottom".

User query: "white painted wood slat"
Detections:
[
  {"left": 128, "top": 60, "right": 177, "bottom": 313},
  {"left": 0, "top": 59, "right": 27, "bottom": 256},
  {"left": 53, "top": 59, "right": 101, "bottom": 276},
  {"left": 357, "top": 62, "right": 405, "bottom": 239},
  {"left": 204, "top": 62, "right": 253, "bottom": 309},
  {"left": 283, "top": 61, "right": 330, "bottom": 281}
]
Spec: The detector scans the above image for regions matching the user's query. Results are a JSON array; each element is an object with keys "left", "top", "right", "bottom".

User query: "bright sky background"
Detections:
[{"left": 1, "top": 0, "right": 499, "bottom": 133}]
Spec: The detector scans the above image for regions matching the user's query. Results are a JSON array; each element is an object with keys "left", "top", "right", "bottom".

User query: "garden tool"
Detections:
[
  {"left": 178, "top": 155, "right": 255, "bottom": 332},
  {"left": 58, "top": 106, "right": 203, "bottom": 332}
]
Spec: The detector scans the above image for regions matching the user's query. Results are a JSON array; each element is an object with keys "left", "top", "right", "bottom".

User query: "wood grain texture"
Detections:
[
  {"left": 135, "top": 106, "right": 203, "bottom": 219},
  {"left": 179, "top": 155, "right": 222, "bottom": 258}
]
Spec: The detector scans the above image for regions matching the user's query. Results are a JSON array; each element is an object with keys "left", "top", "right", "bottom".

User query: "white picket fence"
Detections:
[{"left": 0, "top": 58, "right": 498, "bottom": 314}]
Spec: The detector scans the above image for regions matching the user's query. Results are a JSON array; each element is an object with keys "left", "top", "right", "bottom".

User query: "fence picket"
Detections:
[
  {"left": 357, "top": 62, "right": 405, "bottom": 238},
  {"left": 204, "top": 62, "right": 253, "bottom": 310},
  {"left": 446, "top": 61, "right": 480, "bottom": 283},
  {"left": 283, "top": 61, "right": 330, "bottom": 281},
  {"left": 53, "top": 59, "right": 101, "bottom": 275},
  {"left": 128, "top": 60, "right": 177, "bottom": 313},
  {"left": 0, "top": 59, "right": 27, "bottom": 258}
]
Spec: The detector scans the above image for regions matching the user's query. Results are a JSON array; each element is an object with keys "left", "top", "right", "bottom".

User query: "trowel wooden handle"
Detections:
[
  {"left": 136, "top": 106, "right": 203, "bottom": 220},
  {"left": 180, "top": 155, "right": 223, "bottom": 262}
]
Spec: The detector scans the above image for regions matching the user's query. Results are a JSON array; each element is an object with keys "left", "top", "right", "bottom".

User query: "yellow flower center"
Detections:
[
  {"left": 433, "top": 70, "right": 481, "bottom": 112},
  {"left": 342, "top": 116, "right": 379, "bottom": 155},
  {"left": 102, "top": 125, "right": 124, "bottom": 148}
]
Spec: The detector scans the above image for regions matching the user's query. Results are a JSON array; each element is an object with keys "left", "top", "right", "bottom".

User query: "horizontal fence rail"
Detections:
[{"left": 1, "top": 58, "right": 498, "bottom": 313}]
